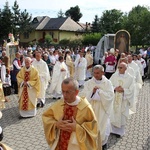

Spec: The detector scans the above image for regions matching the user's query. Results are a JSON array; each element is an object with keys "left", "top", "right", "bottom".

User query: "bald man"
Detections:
[
  {"left": 110, "top": 62, "right": 135, "bottom": 138},
  {"left": 17, "top": 57, "right": 40, "bottom": 118}
]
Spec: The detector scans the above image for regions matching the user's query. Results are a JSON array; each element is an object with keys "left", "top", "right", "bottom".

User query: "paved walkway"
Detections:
[{"left": 0, "top": 80, "right": 150, "bottom": 150}]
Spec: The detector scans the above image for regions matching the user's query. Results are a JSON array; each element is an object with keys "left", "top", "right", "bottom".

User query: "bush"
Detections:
[
  {"left": 59, "top": 39, "right": 70, "bottom": 45},
  {"left": 59, "top": 33, "right": 102, "bottom": 48},
  {"left": 45, "top": 34, "right": 53, "bottom": 46},
  {"left": 59, "top": 39, "right": 82, "bottom": 48},
  {"left": 69, "top": 39, "right": 82, "bottom": 47},
  {"left": 82, "top": 33, "right": 102, "bottom": 45}
]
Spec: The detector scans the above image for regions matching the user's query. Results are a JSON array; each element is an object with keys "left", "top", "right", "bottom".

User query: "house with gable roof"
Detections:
[{"left": 20, "top": 16, "right": 86, "bottom": 44}]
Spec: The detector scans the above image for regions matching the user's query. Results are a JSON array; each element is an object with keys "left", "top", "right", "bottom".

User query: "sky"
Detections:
[{"left": 0, "top": 0, "right": 150, "bottom": 23}]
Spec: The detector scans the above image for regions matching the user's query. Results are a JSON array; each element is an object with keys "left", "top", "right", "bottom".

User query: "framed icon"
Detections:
[{"left": 114, "top": 30, "right": 130, "bottom": 54}]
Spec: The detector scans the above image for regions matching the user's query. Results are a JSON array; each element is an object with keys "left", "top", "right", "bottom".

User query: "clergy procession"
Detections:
[{"left": 0, "top": 44, "right": 150, "bottom": 150}]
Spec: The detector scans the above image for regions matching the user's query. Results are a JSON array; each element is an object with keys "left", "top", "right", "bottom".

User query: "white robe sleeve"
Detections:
[
  {"left": 123, "top": 78, "right": 135, "bottom": 108},
  {"left": 74, "top": 57, "right": 80, "bottom": 68},
  {"left": 79, "top": 81, "right": 93, "bottom": 101},
  {"left": 136, "top": 69, "right": 143, "bottom": 88},
  {"left": 78, "top": 58, "right": 87, "bottom": 68},
  {"left": 91, "top": 89, "right": 101, "bottom": 101},
  {"left": 42, "top": 62, "right": 50, "bottom": 82},
  {"left": 1, "top": 65, "right": 6, "bottom": 83},
  {"left": 97, "top": 82, "right": 114, "bottom": 114}
]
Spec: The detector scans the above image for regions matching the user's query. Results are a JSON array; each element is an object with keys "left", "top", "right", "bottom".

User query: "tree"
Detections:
[
  {"left": 0, "top": 1, "right": 13, "bottom": 41},
  {"left": 99, "top": 9, "right": 124, "bottom": 35},
  {"left": 125, "top": 5, "right": 150, "bottom": 47},
  {"left": 19, "top": 9, "right": 32, "bottom": 34},
  {"left": 120, "top": 13, "right": 128, "bottom": 29},
  {"left": 12, "top": 0, "right": 20, "bottom": 36},
  {"left": 0, "top": 1, "right": 32, "bottom": 43},
  {"left": 57, "top": 9, "right": 64, "bottom": 18},
  {"left": 65, "top": 5, "right": 82, "bottom": 22},
  {"left": 91, "top": 15, "right": 100, "bottom": 33}
]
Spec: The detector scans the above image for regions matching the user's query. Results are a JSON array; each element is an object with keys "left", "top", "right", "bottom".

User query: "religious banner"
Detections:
[
  {"left": 114, "top": 30, "right": 130, "bottom": 54},
  {"left": 9, "top": 45, "right": 18, "bottom": 65}
]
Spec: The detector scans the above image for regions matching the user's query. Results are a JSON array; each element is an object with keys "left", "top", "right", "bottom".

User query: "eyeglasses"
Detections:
[{"left": 118, "top": 66, "right": 123, "bottom": 69}]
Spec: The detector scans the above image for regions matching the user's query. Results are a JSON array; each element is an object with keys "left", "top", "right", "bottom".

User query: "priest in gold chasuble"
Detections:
[
  {"left": 17, "top": 57, "right": 40, "bottom": 118},
  {"left": 42, "top": 78, "right": 101, "bottom": 150}
]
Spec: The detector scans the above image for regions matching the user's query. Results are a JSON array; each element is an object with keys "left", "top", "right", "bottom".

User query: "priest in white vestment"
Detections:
[
  {"left": 114, "top": 57, "right": 137, "bottom": 115},
  {"left": 74, "top": 51, "right": 87, "bottom": 87},
  {"left": 133, "top": 54, "right": 143, "bottom": 76},
  {"left": 17, "top": 57, "right": 40, "bottom": 118},
  {"left": 80, "top": 65, "right": 114, "bottom": 148},
  {"left": 32, "top": 51, "right": 50, "bottom": 107},
  {"left": 85, "top": 49, "right": 93, "bottom": 79},
  {"left": 48, "top": 56, "right": 69, "bottom": 99},
  {"left": 138, "top": 54, "right": 147, "bottom": 78},
  {"left": 127, "top": 55, "right": 143, "bottom": 113},
  {"left": 127, "top": 55, "right": 143, "bottom": 85},
  {"left": 110, "top": 62, "right": 135, "bottom": 137}
]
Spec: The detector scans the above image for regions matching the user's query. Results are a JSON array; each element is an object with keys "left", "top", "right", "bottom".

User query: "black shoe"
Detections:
[
  {"left": 111, "top": 133, "right": 121, "bottom": 138},
  {"left": 37, "top": 101, "right": 44, "bottom": 108},
  {"left": 0, "top": 130, "right": 3, "bottom": 141},
  {"left": 57, "top": 97, "right": 61, "bottom": 99},
  {"left": 102, "top": 143, "right": 107, "bottom": 150},
  {"left": 18, "top": 116, "right": 24, "bottom": 119},
  {"left": 115, "top": 134, "right": 121, "bottom": 138},
  {"left": 36, "top": 103, "right": 41, "bottom": 108},
  {"left": 53, "top": 97, "right": 56, "bottom": 100},
  {"left": 79, "top": 85, "right": 82, "bottom": 88},
  {"left": 40, "top": 101, "right": 44, "bottom": 108},
  {"left": 19, "top": 116, "right": 33, "bottom": 119}
]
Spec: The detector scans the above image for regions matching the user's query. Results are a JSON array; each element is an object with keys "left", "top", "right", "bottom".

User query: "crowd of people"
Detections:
[{"left": 0, "top": 45, "right": 150, "bottom": 150}]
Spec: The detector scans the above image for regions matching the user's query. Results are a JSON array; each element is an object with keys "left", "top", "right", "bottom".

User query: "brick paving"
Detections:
[{"left": 0, "top": 80, "right": 150, "bottom": 150}]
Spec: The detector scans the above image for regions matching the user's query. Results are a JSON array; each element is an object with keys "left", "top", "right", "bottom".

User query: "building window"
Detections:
[
  {"left": 49, "top": 32, "right": 54, "bottom": 38},
  {"left": 24, "top": 32, "right": 29, "bottom": 39},
  {"left": 32, "top": 18, "right": 38, "bottom": 23}
]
